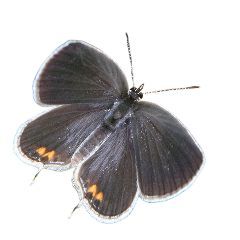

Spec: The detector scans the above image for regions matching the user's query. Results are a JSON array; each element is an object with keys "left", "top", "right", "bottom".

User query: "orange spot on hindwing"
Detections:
[
  {"left": 43, "top": 150, "right": 56, "bottom": 160},
  {"left": 95, "top": 192, "right": 104, "bottom": 202},
  {"left": 86, "top": 184, "right": 104, "bottom": 202},
  {"left": 87, "top": 184, "right": 97, "bottom": 197},
  {"left": 36, "top": 147, "right": 56, "bottom": 161},
  {"left": 36, "top": 147, "right": 46, "bottom": 155}
]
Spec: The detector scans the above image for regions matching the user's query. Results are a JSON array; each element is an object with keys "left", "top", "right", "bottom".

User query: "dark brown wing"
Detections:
[
  {"left": 34, "top": 41, "right": 129, "bottom": 105},
  {"left": 132, "top": 101, "right": 203, "bottom": 200},
  {"left": 73, "top": 122, "right": 137, "bottom": 220},
  {"left": 17, "top": 104, "right": 108, "bottom": 171}
]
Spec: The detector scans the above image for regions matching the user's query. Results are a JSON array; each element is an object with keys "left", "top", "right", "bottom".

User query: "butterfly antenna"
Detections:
[
  {"left": 144, "top": 85, "right": 200, "bottom": 95},
  {"left": 125, "top": 33, "right": 135, "bottom": 87},
  {"left": 30, "top": 167, "right": 43, "bottom": 186}
]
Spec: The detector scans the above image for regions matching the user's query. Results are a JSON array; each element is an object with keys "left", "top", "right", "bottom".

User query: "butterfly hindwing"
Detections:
[
  {"left": 17, "top": 104, "right": 109, "bottom": 171},
  {"left": 132, "top": 101, "right": 203, "bottom": 200},
  {"left": 73, "top": 121, "right": 137, "bottom": 220},
  {"left": 35, "top": 41, "right": 129, "bottom": 105}
]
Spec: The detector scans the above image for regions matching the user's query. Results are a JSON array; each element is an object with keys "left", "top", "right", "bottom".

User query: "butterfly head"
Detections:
[{"left": 129, "top": 84, "right": 144, "bottom": 101}]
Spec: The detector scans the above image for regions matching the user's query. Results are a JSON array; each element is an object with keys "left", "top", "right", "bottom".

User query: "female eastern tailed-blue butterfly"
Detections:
[{"left": 16, "top": 34, "right": 203, "bottom": 222}]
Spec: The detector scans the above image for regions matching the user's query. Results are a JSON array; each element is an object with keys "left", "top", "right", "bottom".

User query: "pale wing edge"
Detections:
[
  {"left": 14, "top": 108, "right": 72, "bottom": 171},
  {"left": 133, "top": 102, "right": 205, "bottom": 202},
  {"left": 72, "top": 165, "right": 139, "bottom": 223},
  {"left": 33, "top": 40, "right": 129, "bottom": 107}
]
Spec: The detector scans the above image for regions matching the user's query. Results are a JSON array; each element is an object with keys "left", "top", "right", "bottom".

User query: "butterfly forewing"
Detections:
[
  {"left": 35, "top": 41, "right": 129, "bottom": 105},
  {"left": 132, "top": 101, "right": 203, "bottom": 200}
]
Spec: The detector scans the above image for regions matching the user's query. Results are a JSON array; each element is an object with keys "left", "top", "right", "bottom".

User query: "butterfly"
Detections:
[{"left": 16, "top": 35, "right": 203, "bottom": 222}]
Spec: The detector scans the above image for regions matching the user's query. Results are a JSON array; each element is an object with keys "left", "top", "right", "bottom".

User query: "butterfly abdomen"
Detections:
[{"left": 70, "top": 99, "right": 133, "bottom": 167}]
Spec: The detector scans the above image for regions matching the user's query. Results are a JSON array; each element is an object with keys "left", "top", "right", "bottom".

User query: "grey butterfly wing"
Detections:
[
  {"left": 73, "top": 122, "right": 137, "bottom": 220},
  {"left": 17, "top": 104, "right": 109, "bottom": 171},
  {"left": 35, "top": 40, "right": 129, "bottom": 105},
  {"left": 132, "top": 101, "right": 203, "bottom": 200}
]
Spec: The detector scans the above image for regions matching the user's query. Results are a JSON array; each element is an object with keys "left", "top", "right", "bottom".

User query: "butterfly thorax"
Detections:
[
  {"left": 70, "top": 99, "right": 132, "bottom": 167},
  {"left": 103, "top": 99, "right": 133, "bottom": 130},
  {"left": 103, "top": 84, "right": 144, "bottom": 130}
]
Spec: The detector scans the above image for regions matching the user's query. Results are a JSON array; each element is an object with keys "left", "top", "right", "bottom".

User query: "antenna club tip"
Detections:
[{"left": 190, "top": 86, "right": 200, "bottom": 89}]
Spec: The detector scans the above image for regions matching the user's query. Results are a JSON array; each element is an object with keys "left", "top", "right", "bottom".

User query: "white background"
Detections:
[{"left": 0, "top": 0, "right": 239, "bottom": 239}]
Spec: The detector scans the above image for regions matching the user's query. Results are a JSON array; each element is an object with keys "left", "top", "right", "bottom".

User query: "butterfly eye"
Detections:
[
  {"left": 138, "top": 92, "right": 143, "bottom": 99},
  {"left": 130, "top": 87, "right": 137, "bottom": 91}
]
